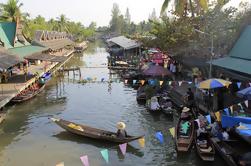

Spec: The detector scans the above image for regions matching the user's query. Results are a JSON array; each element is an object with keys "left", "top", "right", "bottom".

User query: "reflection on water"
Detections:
[{"left": 0, "top": 41, "right": 226, "bottom": 166}]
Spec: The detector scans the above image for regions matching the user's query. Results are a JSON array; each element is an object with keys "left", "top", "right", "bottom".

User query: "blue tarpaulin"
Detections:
[
  {"left": 236, "top": 123, "right": 251, "bottom": 136},
  {"left": 221, "top": 115, "right": 251, "bottom": 128}
]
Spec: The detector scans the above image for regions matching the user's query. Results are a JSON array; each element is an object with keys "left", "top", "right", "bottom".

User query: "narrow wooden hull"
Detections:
[
  {"left": 11, "top": 84, "right": 45, "bottom": 103},
  {"left": 210, "top": 137, "right": 238, "bottom": 166},
  {"left": 195, "top": 136, "right": 215, "bottom": 161},
  {"left": 175, "top": 118, "right": 195, "bottom": 152},
  {"left": 51, "top": 118, "right": 144, "bottom": 143}
]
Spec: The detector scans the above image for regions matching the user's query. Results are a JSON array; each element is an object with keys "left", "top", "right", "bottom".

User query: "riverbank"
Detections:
[{"left": 0, "top": 43, "right": 88, "bottom": 123}]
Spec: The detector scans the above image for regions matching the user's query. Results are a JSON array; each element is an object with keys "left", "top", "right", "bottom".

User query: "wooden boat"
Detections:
[
  {"left": 210, "top": 137, "right": 238, "bottom": 166},
  {"left": 175, "top": 117, "right": 195, "bottom": 152},
  {"left": 195, "top": 133, "right": 215, "bottom": 161},
  {"left": 51, "top": 118, "right": 144, "bottom": 143},
  {"left": 11, "top": 84, "right": 45, "bottom": 103}
]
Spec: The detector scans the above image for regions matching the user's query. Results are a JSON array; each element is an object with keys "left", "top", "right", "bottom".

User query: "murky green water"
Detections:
[{"left": 0, "top": 41, "right": 226, "bottom": 166}]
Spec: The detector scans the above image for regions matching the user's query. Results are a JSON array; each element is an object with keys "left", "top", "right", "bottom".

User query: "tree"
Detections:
[
  {"left": 109, "top": 3, "right": 121, "bottom": 33},
  {"left": 161, "top": 0, "right": 208, "bottom": 17},
  {"left": 125, "top": 8, "right": 131, "bottom": 24},
  {"left": 56, "top": 14, "right": 69, "bottom": 32},
  {"left": 0, "top": 0, "right": 24, "bottom": 22},
  {"left": 149, "top": 8, "right": 158, "bottom": 21}
]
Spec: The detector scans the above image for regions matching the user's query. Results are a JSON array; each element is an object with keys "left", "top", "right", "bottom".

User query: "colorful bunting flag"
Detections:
[
  {"left": 178, "top": 81, "right": 182, "bottom": 86},
  {"left": 56, "top": 162, "right": 64, "bottom": 166},
  {"left": 224, "top": 108, "right": 230, "bottom": 116},
  {"left": 155, "top": 131, "right": 164, "bottom": 144},
  {"left": 215, "top": 111, "right": 221, "bottom": 121},
  {"left": 100, "top": 149, "right": 109, "bottom": 163},
  {"left": 119, "top": 143, "right": 127, "bottom": 156},
  {"left": 124, "top": 79, "right": 128, "bottom": 84},
  {"left": 80, "top": 155, "right": 89, "bottom": 166},
  {"left": 237, "top": 82, "right": 241, "bottom": 89},
  {"left": 138, "top": 137, "right": 145, "bottom": 148},
  {"left": 169, "top": 127, "right": 175, "bottom": 138},
  {"left": 245, "top": 100, "right": 249, "bottom": 108},
  {"left": 206, "top": 115, "right": 211, "bottom": 124},
  {"left": 133, "top": 80, "right": 137, "bottom": 85},
  {"left": 159, "top": 81, "right": 164, "bottom": 86}
]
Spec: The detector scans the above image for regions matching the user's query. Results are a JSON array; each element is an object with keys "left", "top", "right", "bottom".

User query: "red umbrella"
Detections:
[{"left": 143, "top": 64, "right": 172, "bottom": 76}]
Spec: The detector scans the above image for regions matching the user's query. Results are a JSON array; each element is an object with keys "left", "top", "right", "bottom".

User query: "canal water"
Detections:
[{"left": 0, "top": 41, "right": 225, "bottom": 166}]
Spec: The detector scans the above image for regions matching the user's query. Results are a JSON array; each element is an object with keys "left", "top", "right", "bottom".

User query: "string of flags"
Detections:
[
  {"left": 55, "top": 126, "right": 178, "bottom": 166},
  {"left": 56, "top": 137, "right": 145, "bottom": 166}
]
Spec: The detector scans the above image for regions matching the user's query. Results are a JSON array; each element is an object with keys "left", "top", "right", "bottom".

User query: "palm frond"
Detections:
[{"left": 161, "top": 0, "right": 171, "bottom": 15}]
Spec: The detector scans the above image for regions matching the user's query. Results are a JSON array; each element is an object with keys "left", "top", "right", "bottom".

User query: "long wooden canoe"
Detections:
[
  {"left": 195, "top": 133, "right": 215, "bottom": 161},
  {"left": 210, "top": 137, "right": 238, "bottom": 166},
  {"left": 175, "top": 118, "right": 195, "bottom": 152},
  {"left": 51, "top": 118, "right": 144, "bottom": 143},
  {"left": 11, "top": 84, "right": 45, "bottom": 103}
]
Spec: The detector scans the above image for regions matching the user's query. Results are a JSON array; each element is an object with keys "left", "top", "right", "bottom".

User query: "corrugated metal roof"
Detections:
[
  {"left": 0, "top": 48, "right": 21, "bottom": 70},
  {"left": 25, "top": 53, "right": 68, "bottom": 62},
  {"left": 107, "top": 36, "right": 141, "bottom": 50},
  {"left": 8, "top": 45, "right": 48, "bottom": 60},
  {"left": 33, "top": 38, "right": 74, "bottom": 50},
  {"left": 212, "top": 57, "right": 251, "bottom": 75},
  {"left": 229, "top": 25, "right": 251, "bottom": 60}
]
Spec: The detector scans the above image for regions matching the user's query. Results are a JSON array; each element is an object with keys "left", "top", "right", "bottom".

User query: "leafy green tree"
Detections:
[
  {"left": 56, "top": 14, "right": 69, "bottom": 32},
  {"left": 0, "top": 0, "right": 25, "bottom": 21}
]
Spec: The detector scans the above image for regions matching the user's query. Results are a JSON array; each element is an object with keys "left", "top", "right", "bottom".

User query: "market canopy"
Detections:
[
  {"left": 197, "top": 78, "right": 232, "bottom": 90},
  {"left": 237, "top": 87, "right": 251, "bottom": 100},
  {"left": 142, "top": 64, "right": 172, "bottom": 77},
  {"left": 107, "top": 36, "right": 141, "bottom": 50}
]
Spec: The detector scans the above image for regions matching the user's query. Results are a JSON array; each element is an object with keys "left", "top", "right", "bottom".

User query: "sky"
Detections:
[{"left": 1, "top": 0, "right": 249, "bottom": 27}]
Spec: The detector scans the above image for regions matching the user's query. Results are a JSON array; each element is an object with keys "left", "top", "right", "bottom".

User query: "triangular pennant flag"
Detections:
[
  {"left": 237, "top": 82, "right": 241, "bottom": 89},
  {"left": 224, "top": 108, "right": 230, "bottom": 116},
  {"left": 140, "top": 80, "right": 145, "bottom": 85},
  {"left": 169, "top": 127, "right": 175, "bottom": 138},
  {"left": 159, "top": 81, "right": 164, "bottom": 86},
  {"left": 178, "top": 81, "right": 182, "bottom": 86},
  {"left": 124, "top": 79, "right": 128, "bottom": 84},
  {"left": 133, "top": 80, "right": 137, "bottom": 85},
  {"left": 138, "top": 137, "right": 145, "bottom": 148},
  {"left": 56, "top": 162, "right": 64, "bottom": 166},
  {"left": 80, "top": 155, "right": 89, "bottom": 166},
  {"left": 168, "top": 81, "right": 172, "bottom": 86},
  {"left": 100, "top": 149, "right": 109, "bottom": 163},
  {"left": 155, "top": 131, "right": 164, "bottom": 144},
  {"left": 119, "top": 143, "right": 127, "bottom": 156},
  {"left": 215, "top": 111, "right": 221, "bottom": 121},
  {"left": 206, "top": 115, "right": 211, "bottom": 124},
  {"left": 230, "top": 106, "right": 234, "bottom": 114},
  {"left": 245, "top": 100, "right": 249, "bottom": 108}
]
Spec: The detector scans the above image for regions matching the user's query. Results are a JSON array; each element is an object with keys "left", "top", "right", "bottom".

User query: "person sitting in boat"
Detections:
[
  {"left": 181, "top": 107, "right": 192, "bottom": 120},
  {"left": 116, "top": 122, "right": 128, "bottom": 138},
  {"left": 150, "top": 96, "right": 160, "bottom": 111}
]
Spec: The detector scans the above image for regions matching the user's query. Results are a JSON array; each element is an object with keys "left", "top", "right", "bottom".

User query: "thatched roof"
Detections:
[
  {"left": 25, "top": 53, "right": 68, "bottom": 62},
  {"left": 32, "top": 38, "right": 74, "bottom": 50}
]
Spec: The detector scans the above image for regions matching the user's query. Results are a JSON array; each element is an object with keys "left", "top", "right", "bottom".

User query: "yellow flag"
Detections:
[
  {"left": 215, "top": 111, "right": 221, "bottom": 121},
  {"left": 169, "top": 127, "right": 175, "bottom": 138},
  {"left": 56, "top": 162, "right": 64, "bottom": 166},
  {"left": 138, "top": 137, "right": 145, "bottom": 148},
  {"left": 140, "top": 80, "right": 145, "bottom": 85},
  {"left": 159, "top": 81, "right": 164, "bottom": 86}
]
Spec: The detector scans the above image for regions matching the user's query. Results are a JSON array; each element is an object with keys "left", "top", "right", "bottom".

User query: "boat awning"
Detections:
[
  {"left": 0, "top": 50, "right": 21, "bottom": 70},
  {"left": 25, "top": 53, "right": 68, "bottom": 62},
  {"left": 8, "top": 45, "right": 48, "bottom": 60},
  {"left": 211, "top": 57, "right": 251, "bottom": 75}
]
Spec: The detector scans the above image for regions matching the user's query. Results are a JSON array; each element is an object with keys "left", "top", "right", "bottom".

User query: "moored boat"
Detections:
[
  {"left": 51, "top": 118, "right": 144, "bottom": 143},
  {"left": 175, "top": 107, "right": 195, "bottom": 152},
  {"left": 195, "top": 133, "right": 215, "bottom": 161},
  {"left": 11, "top": 83, "right": 45, "bottom": 103},
  {"left": 210, "top": 137, "right": 238, "bottom": 166}
]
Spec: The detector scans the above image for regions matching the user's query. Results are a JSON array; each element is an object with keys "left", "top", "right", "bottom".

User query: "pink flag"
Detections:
[
  {"left": 80, "top": 155, "right": 89, "bottom": 166},
  {"left": 119, "top": 143, "right": 127, "bottom": 156}
]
